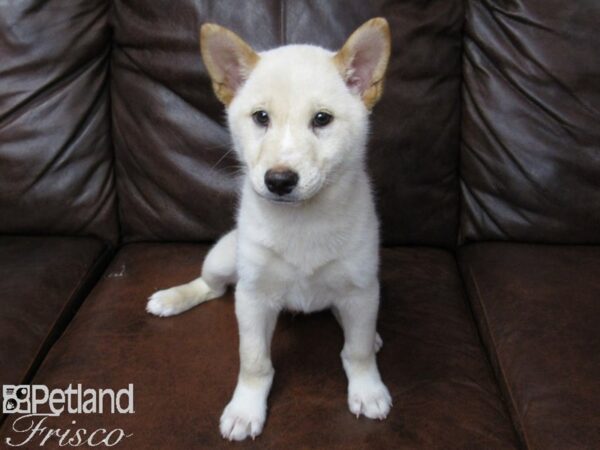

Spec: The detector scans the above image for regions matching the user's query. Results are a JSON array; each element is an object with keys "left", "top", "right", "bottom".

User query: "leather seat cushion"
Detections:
[
  {"left": 0, "top": 236, "right": 110, "bottom": 387},
  {"left": 1, "top": 244, "right": 520, "bottom": 448},
  {"left": 459, "top": 243, "right": 600, "bottom": 449}
]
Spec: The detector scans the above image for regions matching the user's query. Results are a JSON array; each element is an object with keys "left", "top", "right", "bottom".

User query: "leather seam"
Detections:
[
  {"left": 107, "top": 2, "right": 124, "bottom": 246},
  {"left": 466, "top": 261, "right": 531, "bottom": 449},
  {"left": 0, "top": 242, "right": 114, "bottom": 433},
  {"left": 457, "top": 0, "right": 467, "bottom": 246},
  {"left": 279, "top": 0, "right": 286, "bottom": 46},
  {"left": 23, "top": 243, "right": 114, "bottom": 382}
]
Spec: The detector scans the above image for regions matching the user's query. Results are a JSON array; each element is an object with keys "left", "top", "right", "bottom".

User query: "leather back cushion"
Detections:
[
  {"left": 0, "top": 0, "right": 118, "bottom": 244},
  {"left": 460, "top": 0, "right": 600, "bottom": 243},
  {"left": 111, "top": 0, "right": 463, "bottom": 246}
]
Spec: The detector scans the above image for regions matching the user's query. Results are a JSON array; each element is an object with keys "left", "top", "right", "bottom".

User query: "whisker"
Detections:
[{"left": 209, "top": 148, "right": 236, "bottom": 171}]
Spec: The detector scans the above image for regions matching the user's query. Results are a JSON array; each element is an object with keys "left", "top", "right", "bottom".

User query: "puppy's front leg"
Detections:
[
  {"left": 336, "top": 283, "right": 392, "bottom": 420},
  {"left": 220, "top": 285, "right": 279, "bottom": 441}
]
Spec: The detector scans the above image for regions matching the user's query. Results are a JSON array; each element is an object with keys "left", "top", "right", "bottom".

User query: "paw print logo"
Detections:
[{"left": 2, "top": 385, "right": 31, "bottom": 414}]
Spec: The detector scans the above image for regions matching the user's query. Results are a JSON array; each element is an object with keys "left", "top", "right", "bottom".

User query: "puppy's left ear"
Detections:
[{"left": 334, "top": 18, "right": 391, "bottom": 110}]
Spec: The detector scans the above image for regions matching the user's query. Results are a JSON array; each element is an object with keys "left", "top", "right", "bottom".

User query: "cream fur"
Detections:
[{"left": 148, "top": 18, "right": 392, "bottom": 441}]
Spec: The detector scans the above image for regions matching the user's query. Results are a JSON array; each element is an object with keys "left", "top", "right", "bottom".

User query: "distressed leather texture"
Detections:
[{"left": 1, "top": 0, "right": 599, "bottom": 448}]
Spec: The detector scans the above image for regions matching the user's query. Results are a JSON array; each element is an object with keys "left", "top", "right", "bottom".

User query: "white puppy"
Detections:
[{"left": 147, "top": 18, "right": 392, "bottom": 441}]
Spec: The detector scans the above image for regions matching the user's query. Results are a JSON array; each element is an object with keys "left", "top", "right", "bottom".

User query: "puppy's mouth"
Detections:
[
  {"left": 249, "top": 174, "right": 326, "bottom": 205},
  {"left": 257, "top": 191, "right": 303, "bottom": 205}
]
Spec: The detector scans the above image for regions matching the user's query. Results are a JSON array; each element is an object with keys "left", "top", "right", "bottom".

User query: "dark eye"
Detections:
[
  {"left": 252, "top": 110, "right": 270, "bottom": 126},
  {"left": 312, "top": 111, "right": 333, "bottom": 128}
]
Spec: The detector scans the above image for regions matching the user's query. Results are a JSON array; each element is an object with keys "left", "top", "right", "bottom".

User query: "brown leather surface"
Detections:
[
  {"left": 459, "top": 243, "right": 600, "bottom": 449},
  {"left": 460, "top": 1, "right": 600, "bottom": 243},
  {"left": 0, "top": 244, "right": 520, "bottom": 449},
  {"left": 0, "top": 0, "right": 118, "bottom": 244},
  {"left": 0, "top": 237, "right": 109, "bottom": 388},
  {"left": 111, "top": 0, "right": 462, "bottom": 247}
]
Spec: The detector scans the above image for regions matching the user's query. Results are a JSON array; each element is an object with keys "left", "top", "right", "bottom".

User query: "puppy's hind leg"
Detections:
[{"left": 147, "top": 230, "right": 237, "bottom": 317}]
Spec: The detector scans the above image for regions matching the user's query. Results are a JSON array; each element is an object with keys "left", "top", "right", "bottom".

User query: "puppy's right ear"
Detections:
[
  {"left": 200, "top": 24, "right": 259, "bottom": 106},
  {"left": 334, "top": 18, "right": 391, "bottom": 110}
]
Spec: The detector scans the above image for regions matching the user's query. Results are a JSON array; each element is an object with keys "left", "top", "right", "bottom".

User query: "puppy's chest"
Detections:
[
  {"left": 239, "top": 210, "right": 373, "bottom": 311},
  {"left": 263, "top": 249, "right": 359, "bottom": 311},
  {"left": 281, "top": 263, "right": 351, "bottom": 313}
]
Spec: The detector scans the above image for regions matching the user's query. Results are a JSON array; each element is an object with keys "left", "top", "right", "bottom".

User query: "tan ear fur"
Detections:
[
  {"left": 333, "top": 18, "right": 391, "bottom": 110},
  {"left": 200, "top": 24, "right": 259, "bottom": 105}
]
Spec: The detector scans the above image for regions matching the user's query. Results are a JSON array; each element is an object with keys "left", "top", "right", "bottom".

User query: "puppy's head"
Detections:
[{"left": 201, "top": 19, "right": 391, "bottom": 204}]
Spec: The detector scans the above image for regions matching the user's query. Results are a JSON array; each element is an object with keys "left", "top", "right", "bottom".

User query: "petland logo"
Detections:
[{"left": 3, "top": 384, "right": 134, "bottom": 447}]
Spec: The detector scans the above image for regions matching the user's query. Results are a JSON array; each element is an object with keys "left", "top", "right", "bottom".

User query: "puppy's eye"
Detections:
[
  {"left": 252, "top": 110, "right": 270, "bottom": 127},
  {"left": 312, "top": 111, "right": 333, "bottom": 128}
]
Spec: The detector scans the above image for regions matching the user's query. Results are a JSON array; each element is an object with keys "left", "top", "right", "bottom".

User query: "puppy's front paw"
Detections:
[
  {"left": 220, "top": 396, "right": 267, "bottom": 441},
  {"left": 146, "top": 289, "right": 186, "bottom": 317},
  {"left": 348, "top": 377, "right": 392, "bottom": 420}
]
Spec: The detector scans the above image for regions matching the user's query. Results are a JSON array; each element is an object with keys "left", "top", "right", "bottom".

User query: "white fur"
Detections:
[{"left": 148, "top": 26, "right": 391, "bottom": 441}]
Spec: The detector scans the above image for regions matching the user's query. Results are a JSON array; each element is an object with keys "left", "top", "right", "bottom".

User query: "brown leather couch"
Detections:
[{"left": 1, "top": 1, "right": 598, "bottom": 449}]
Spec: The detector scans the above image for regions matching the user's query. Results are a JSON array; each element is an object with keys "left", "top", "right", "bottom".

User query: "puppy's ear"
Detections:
[
  {"left": 200, "top": 24, "right": 259, "bottom": 105},
  {"left": 334, "top": 18, "right": 391, "bottom": 110}
]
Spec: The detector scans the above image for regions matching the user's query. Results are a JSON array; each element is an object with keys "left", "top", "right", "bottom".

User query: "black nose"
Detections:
[{"left": 264, "top": 169, "right": 299, "bottom": 196}]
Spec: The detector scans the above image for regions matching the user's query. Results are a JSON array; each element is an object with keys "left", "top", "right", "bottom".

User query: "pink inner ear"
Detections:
[
  {"left": 208, "top": 36, "right": 247, "bottom": 91},
  {"left": 346, "top": 29, "right": 385, "bottom": 94}
]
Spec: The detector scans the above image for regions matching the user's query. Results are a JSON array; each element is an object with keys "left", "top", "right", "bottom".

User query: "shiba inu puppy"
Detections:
[{"left": 147, "top": 18, "right": 392, "bottom": 441}]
